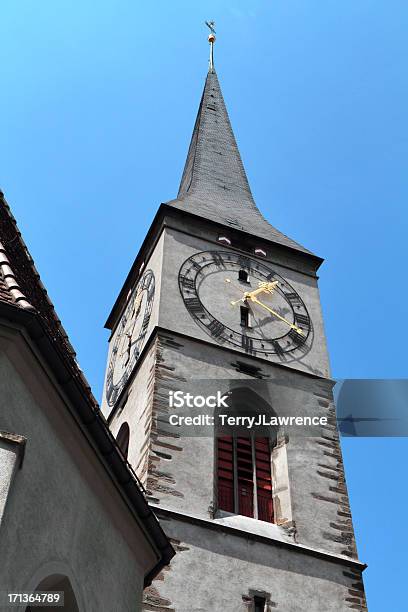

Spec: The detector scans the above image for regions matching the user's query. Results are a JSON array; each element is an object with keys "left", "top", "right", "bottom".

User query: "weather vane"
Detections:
[
  {"left": 205, "top": 21, "right": 216, "bottom": 72},
  {"left": 205, "top": 21, "right": 216, "bottom": 35}
]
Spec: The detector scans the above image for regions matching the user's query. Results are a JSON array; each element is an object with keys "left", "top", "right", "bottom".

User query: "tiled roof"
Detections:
[
  {"left": 0, "top": 240, "right": 34, "bottom": 309},
  {"left": 0, "top": 276, "right": 15, "bottom": 305},
  {"left": 167, "top": 70, "right": 314, "bottom": 256}
]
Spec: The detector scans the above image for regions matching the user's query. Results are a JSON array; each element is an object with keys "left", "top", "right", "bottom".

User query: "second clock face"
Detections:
[
  {"left": 106, "top": 269, "right": 155, "bottom": 407},
  {"left": 179, "top": 251, "right": 311, "bottom": 357}
]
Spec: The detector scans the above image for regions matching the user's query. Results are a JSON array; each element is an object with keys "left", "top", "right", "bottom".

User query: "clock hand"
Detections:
[
  {"left": 228, "top": 280, "right": 279, "bottom": 307},
  {"left": 134, "top": 290, "right": 143, "bottom": 318},
  {"left": 120, "top": 292, "right": 143, "bottom": 351},
  {"left": 224, "top": 278, "right": 245, "bottom": 292},
  {"left": 230, "top": 297, "right": 246, "bottom": 306},
  {"left": 121, "top": 317, "right": 141, "bottom": 358},
  {"left": 249, "top": 296, "right": 303, "bottom": 335},
  {"left": 245, "top": 281, "right": 279, "bottom": 299},
  {"left": 120, "top": 332, "right": 132, "bottom": 358},
  {"left": 225, "top": 278, "right": 248, "bottom": 307}
]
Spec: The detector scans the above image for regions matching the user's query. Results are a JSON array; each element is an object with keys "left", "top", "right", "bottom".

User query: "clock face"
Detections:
[
  {"left": 106, "top": 269, "right": 155, "bottom": 406},
  {"left": 179, "top": 251, "right": 311, "bottom": 357}
]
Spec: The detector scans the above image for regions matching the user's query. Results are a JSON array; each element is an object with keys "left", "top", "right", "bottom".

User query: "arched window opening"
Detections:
[
  {"left": 215, "top": 387, "right": 276, "bottom": 523},
  {"left": 26, "top": 574, "right": 79, "bottom": 612},
  {"left": 116, "top": 422, "right": 130, "bottom": 459}
]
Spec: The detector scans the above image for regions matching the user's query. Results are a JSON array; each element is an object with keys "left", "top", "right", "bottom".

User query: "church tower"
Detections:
[{"left": 101, "top": 31, "right": 367, "bottom": 612}]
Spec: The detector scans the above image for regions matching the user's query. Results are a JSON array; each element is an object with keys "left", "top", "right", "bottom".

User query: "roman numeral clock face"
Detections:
[
  {"left": 179, "top": 251, "right": 311, "bottom": 358},
  {"left": 106, "top": 269, "right": 155, "bottom": 407}
]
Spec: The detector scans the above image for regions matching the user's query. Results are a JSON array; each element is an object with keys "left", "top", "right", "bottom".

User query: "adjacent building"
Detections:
[{"left": 0, "top": 193, "right": 174, "bottom": 611}]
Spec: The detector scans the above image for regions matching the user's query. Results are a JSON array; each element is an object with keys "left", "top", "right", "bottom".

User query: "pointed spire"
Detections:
[
  {"left": 177, "top": 69, "right": 255, "bottom": 207},
  {"left": 167, "top": 30, "right": 313, "bottom": 256}
]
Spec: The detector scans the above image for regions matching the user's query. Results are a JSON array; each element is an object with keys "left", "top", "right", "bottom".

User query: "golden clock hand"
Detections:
[
  {"left": 229, "top": 283, "right": 279, "bottom": 307},
  {"left": 228, "top": 279, "right": 279, "bottom": 303},
  {"left": 245, "top": 281, "right": 279, "bottom": 299},
  {"left": 250, "top": 296, "right": 303, "bottom": 335}
]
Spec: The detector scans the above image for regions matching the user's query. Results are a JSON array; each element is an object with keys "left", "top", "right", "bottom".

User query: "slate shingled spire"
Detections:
[
  {"left": 177, "top": 69, "right": 254, "bottom": 207},
  {"left": 167, "top": 65, "right": 313, "bottom": 255}
]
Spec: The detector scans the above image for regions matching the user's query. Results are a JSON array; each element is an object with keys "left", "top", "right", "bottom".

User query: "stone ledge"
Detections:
[{"left": 151, "top": 503, "right": 367, "bottom": 572}]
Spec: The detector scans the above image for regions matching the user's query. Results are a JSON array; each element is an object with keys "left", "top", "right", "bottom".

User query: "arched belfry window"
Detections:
[
  {"left": 216, "top": 387, "right": 276, "bottom": 523},
  {"left": 116, "top": 422, "right": 130, "bottom": 459}
]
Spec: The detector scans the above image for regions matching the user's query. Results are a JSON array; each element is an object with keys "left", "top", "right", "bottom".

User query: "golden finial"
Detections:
[{"left": 205, "top": 21, "right": 216, "bottom": 72}]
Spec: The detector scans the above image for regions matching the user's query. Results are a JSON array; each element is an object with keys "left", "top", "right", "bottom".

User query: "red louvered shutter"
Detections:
[
  {"left": 217, "top": 435, "right": 274, "bottom": 523},
  {"left": 237, "top": 437, "right": 254, "bottom": 518},
  {"left": 255, "top": 437, "right": 274, "bottom": 523},
  {"left": 217, "top": 436, "right": 234, "bottom": 512}
]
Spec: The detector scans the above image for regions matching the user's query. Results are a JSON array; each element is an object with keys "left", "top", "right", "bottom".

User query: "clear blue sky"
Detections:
[{"left": 1, "top": 1, "right": 407, "bottom": 609}]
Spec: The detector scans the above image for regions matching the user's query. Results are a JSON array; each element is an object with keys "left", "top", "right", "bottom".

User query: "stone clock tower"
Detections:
[{"left": 101, "top": 34, "right": 367, "bottom": 612}]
